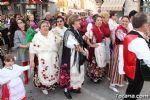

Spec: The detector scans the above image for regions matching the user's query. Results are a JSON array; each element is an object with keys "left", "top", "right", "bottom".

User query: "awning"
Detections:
[
  {"left": 0, "top": 0, "right": 9, "bottom": 5},
  {"left": 101, "top": 0, "right": 126, "bottom": 11}
]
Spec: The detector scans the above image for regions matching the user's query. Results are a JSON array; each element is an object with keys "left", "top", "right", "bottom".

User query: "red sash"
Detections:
[{"left": 2, "top": 84, "right": 9, "bottom": 100}]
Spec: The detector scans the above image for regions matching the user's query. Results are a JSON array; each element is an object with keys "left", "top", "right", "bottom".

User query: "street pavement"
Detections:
[
  {"left": 25, "top": 76, "right": 150, "bottom": 100},
  {"left": 0, "top": 51, "right": 150, "bottom": 100}
]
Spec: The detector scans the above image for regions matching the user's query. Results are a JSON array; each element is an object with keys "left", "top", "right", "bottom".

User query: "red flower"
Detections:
[{"left": 60, "top": 75, "right": 65, "bottom": 79}]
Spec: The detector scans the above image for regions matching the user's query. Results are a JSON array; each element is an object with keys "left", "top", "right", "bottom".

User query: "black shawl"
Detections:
[{"left": 61, "top": 26, "right": 86, "bottom": 73}]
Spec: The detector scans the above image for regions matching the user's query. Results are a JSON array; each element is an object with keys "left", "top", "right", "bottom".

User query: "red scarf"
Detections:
[
  {"left": 100, "top": 22, "right": 111, "bottom": 37},
  {"left": 2, "top": 84, "right": 9, "bottom": 100},
  {"left": 92, "top": 23, "right": 103, "bottom": 43}
]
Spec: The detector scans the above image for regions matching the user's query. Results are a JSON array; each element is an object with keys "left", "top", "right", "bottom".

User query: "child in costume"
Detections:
[{"left": 0, "top": 54, "right": 30, "bottom": 100}]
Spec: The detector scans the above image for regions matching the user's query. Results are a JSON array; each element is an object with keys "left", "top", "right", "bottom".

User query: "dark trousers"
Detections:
[{"left": 124, "top": 64, "right": 144, "bottom": 100}]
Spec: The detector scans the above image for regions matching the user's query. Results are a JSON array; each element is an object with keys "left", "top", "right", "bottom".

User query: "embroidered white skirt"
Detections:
[{"left": 94, "top": 43, "right": 106, "bottom": 68}]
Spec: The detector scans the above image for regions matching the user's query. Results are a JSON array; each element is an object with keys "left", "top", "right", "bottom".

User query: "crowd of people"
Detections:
[{"left": 0, "top": 10, "right": 150, "bottom": 100}]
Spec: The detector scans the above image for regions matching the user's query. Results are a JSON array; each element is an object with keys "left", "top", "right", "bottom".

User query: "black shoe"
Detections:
[
  {"left": 64, "top": 91, "right": 72, "bottom": 99},
  {"left": 82, "top": 82, "right": 84, "bottom": 85},
  {"left": 72, "top": 89, "right": 81, "bottom": 93}
]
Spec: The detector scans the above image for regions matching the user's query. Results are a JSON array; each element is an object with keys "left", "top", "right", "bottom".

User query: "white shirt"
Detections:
[
  {"left": 52, "top": 26, "right": 67, "bottom": 37},
  {"left": 128, "top": 31, "right": 150, "bottom": 67},
  {"left": 108, "top": 19, "right": 119, "bottom": 40},
  {"left": 128, "top": 22, "right": 133, "bottom": 32},
  {"left": 0, "top": 64, "right": 30, "bottom": 100},
  {"left": 108, "top": 19, "right": 118, "bottom": 33},
  {"left": 86, "top": 23, "right": 96, "bottom": 43},
  {"left": 116, "top": 29, "right": 127, "bottom": 41},
  {"left": 86, "top": 23, "right": 93, "bottom": 39}
]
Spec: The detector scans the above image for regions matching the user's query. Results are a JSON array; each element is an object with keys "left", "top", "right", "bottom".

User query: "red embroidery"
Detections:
[{"left": 59, "top": 64, "right": 70, "bottom": 87}]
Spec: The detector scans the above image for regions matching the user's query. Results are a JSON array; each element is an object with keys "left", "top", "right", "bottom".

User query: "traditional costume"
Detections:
[
  {"left": 29, "top": 31, "right": 61, "bottom": 90},
  {"left": 101, "top": 22, "right": 111, "bottom": 64},
  {"left": 0, "top": 64, "right": 30, "bottom": 100},
  {"left": 124, "top": 30, "right": 150, "bottom": 100},
  {"left": 109, "top": 25, "right": 127, "bottom": 92},
  {"left": 100, "top": 22, "right": 111, "bottom": 76},
  {"left": 60, "top": 26, "right": 88, "bottom": 90},
  {"left": 86, "top": 23, "right": 106, "bottom": 82}
]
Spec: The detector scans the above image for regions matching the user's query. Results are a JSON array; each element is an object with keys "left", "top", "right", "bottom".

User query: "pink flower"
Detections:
[{"left": 60, "top": 75, "right": 65, "bottom": 79}]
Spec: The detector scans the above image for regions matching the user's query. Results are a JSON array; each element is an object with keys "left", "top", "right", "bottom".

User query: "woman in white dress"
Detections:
[
  {"left": 59, "top": 14, "right": 88, "bottom": 99},
  {"left": 51, "top": 16, "right": 67, "bottom": 66},
  {"left": 109, "top": 16, "right": 129, "bottom": 93},
  {"left": 29, "top": 20, "right": 61, "bottom": 95}
]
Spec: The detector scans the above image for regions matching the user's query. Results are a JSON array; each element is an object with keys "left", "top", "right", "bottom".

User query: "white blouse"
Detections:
[{"left": 128, "top": 31, "right": 150, "bottom": 67}]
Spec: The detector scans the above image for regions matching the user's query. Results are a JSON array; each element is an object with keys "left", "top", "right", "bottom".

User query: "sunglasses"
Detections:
[{"left": 57, "top": 20, "right": 63, "bottom": 23}]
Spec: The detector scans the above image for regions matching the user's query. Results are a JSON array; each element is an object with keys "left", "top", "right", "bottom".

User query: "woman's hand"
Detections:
[
  {"left": 82, "top": 35, "right": 88, "bottom": 41},
  {"left": 78, "top": 46, "right": 85, "bottom": 53},
  {"left": 26, "top": 43, "right": 30, "bottom": 48},
  {"left": 90, "top": 44, "right": 99, "bottom": 48},
  {"left": 75, "top": 45, "right": 84, "bottom": 52},
  {"left": 19, "top": 43, "right": 30, "bottom": 48}
]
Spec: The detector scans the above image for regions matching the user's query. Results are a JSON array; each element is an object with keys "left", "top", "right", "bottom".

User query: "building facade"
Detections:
[
  {"left": 124, "top": 0, "right": 140, "bottom": 15},
  {"left": 101, "top": 0, "right": 125, "bottom": 16},
  {"left": 0, "top": 0, "right": 57, "bottom": 17},
  {"left": 142, "top": 0, "right": 150, "bottom": 14},
  {"left": 100, "top": 0, "right": 141, "bottom": 16}
]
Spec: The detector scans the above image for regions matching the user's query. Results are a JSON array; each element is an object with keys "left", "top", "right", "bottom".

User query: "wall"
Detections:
[
  {"left": 47, "top": 2, "right": 58, "bottom": 16},
  {"left": 124, "top": 0, "right": 140, "bottom": 16}
]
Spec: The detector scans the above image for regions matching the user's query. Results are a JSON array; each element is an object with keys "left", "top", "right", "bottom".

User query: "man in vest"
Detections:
[{"left": 124, "top": 12, "right": 150, "bottom": 100}]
